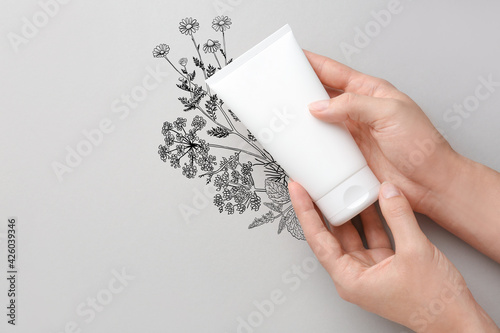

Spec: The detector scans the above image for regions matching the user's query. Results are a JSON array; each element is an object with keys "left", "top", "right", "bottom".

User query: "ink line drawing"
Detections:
[{"left": 153, "top": 17, "right": 305, "bottom": 240}]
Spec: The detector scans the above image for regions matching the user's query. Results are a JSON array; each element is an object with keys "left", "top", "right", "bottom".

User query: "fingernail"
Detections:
[
  {"left": 288, "top": 177, "right": 294, "bottom": 183},
  {"left": 308, "top": 100, "right": 330, "bottom": 112},
  {"left": 381, "top": 181, "right": 401, "bottom": 199}
]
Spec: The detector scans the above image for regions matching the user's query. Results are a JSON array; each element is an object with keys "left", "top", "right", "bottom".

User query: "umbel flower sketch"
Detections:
[{"left": 153, "top": 17, "right": 305, "bottom": 240}]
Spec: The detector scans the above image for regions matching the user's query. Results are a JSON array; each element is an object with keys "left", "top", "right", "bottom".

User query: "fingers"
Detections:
[
  {"left": 331, "top": 222, "right": 364, "bottom": 252},
  {"left": 378, "top": 182, "right": 427, "bottom": 253},
  {"left": 324, "top": 85, "right": 343, "bottom": 98},
  {"left": 360, "top": 204, "right": 392, "bottom": 249},
  {"left": 288, "top": 181, "right": 343, "bottom": 273},
  {"left": 303, "top": 49, "right": 394, "bottom": 95},
  {"left": 308, "top": 93, "right": 401, "bottom": 127}
]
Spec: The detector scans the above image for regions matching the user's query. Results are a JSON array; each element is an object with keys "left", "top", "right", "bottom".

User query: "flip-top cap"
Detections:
[{"left": 315, "top": 165, "right": 380, "bottom": 226}]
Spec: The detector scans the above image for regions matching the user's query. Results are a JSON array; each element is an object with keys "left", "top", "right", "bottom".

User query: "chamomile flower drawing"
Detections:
[{"left": 153, "top": 17, "right": 305, "bottom": 240}]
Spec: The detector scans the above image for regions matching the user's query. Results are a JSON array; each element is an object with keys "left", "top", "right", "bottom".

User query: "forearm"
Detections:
[
  {"left": 420, "top": 289, "right": 499, "bottom": 333},
  {"left": 422, "top": 152, "right": 500, "bottom": 263}
]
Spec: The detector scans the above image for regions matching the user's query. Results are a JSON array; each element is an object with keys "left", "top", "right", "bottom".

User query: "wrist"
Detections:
[
  {"left": 417, "top": 147, "right": 500, "bottom": 262},
  {"left": 424, "top": 292, "right": 499, "bottom": 333},
  {"left": 407, "top": 286, "right": 499, "bottom": 333},
  {"left": 417, "top": 146, "right": 467, "bottom": 216}
]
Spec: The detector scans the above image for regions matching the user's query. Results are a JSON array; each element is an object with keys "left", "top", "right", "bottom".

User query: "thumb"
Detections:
[
  {"left": 378, "top": 182, "right": 427, "bottom": 253},
  {"left": 308, "top": 93, "right": 400, "bottom": 127}
]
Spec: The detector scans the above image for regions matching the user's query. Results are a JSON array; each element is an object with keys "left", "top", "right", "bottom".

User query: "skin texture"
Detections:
[
  {"left": 303, "top": 50, "right": 500, "bottom": 263},
  {"left": 288, "top": 50, "right": 500, "bottom": 332}
]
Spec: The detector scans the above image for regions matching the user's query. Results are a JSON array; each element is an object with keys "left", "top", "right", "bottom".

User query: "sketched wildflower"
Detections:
[
  {"left": 222, "top": 187, "right": 232, "bottom": 200},
  {"left": 207, "top": 153, "right": 260, "bottom": 216},
  {"left": 153, "top": 16, "right": 306, "bottom": 240},
  {"left": 230, "top": 170, "right": 240, "bottom": 183},
  {"left": 159, "top": 116, "right": 216, "bottom": 178},
  {"left": 241, "top": 161, "right": 253, "bottom": 175},
  {"left": 179, "top": 57, "right": 188, "bottom": 66},
  {"left": 234, "top": 187, "right": 251, "bottom": 204},
  {"left": 161, "top": 121, "right": 174, "bottom": 134},
  {"left": 249, "top": 193, "right": 261, "bottom": 211},
  {"left": 203, "top": 39, "right": 221, "bottom": 53},
  {"left": 212, "top": 16, "right": 232, "bottom": 32},
  {"left": 214, "top": 172, "right": 229, "bottom": 191},
  {"left": 197, "top": 154, "right": 216, "bottom": 171},
  {"left": 179, "top": 17, "right": 200, "bottom": 35},
  {"left": 158, "top": 145, "right": 169, "bottom": 162},
  {"left": 152, "top": 44, "right": 170, "bottom": 58},
  {"left": 182, "top": 163, "right": 197, "bottom": 179},
  {"left": 178, "top": 85, "right": 206, "bottom": 112},
  {"left": 236, "top": 203, "right": 246, "bottom": 214},
  {"left": 191, "top": 115, "right": 207, "bottom": 131},
  {"left": 225, "top": 202, "right": 234, "bottom": 215},
  {"left": 214, "top": 194, "right": 223, "bottom": 207},
  {"left": 173, "top": 117, "right": 187, "bottom": 131},
  {"left": 164, "top": 132, "right": 175, "bottom": 147},
  {"left": 170, "top": 156, "right": 181, "bottom": 169}
]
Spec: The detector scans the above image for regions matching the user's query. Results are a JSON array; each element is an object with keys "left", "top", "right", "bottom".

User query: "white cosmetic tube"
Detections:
[{"left": 206, "top": 24, "right": 380, "bottom": 226}]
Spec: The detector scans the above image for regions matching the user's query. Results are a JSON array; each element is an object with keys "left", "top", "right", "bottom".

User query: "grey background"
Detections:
[{"left": 1, "top": 0, "right": 499, "bottom": 332}]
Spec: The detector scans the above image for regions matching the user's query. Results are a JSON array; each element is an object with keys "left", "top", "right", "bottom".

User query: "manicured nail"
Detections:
[
  {"left": 381, "top": 181, "right": 401, "bottom": 199},
  {"left": 308, "top": 100, "right": 330, "bottom": 112},
  {"left": 288, "top": 178, "right": 294, "bottom": 183}
]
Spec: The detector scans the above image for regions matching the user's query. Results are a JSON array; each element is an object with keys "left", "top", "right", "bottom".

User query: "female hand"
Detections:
[
  {"left": 288, "top": 180, "right": 499, "bottom": 332},
  {"left": 304, "top": 50, "right": 500, "bottom": 262},
  {"left": 305, "top": 50, "right": 456, "bottom": 215}
]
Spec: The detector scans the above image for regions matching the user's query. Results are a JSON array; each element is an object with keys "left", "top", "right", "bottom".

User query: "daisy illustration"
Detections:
[
  {"left": 152, "top": 44, "right": 170, "bottom": 58},
  {"left": 203, "top": 39, "right": 221, "bottom": 53},
  {"left": 179, "top": 17, "right": 200, "bottom": 35},
  {"left": 152, "top": 16, "right": 304, "bottom": 240},
  {"left": 211, "top": 16, "right": 231, "bottom": 32},
  {"left": 211, "top": 16, "right": 232, "bottom": 65},
  {"left": 203, "top": 39, "right": 222, "bottom": 68}
]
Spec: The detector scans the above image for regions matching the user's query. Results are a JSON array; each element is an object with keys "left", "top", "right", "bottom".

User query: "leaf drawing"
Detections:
[{"left": 153, "top": 16, "right": 304, "bottom": 240}]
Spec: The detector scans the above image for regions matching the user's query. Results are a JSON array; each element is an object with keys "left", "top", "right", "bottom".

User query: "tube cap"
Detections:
[{"left": 314, "top": 166, "right": 380, "bottom": 226}]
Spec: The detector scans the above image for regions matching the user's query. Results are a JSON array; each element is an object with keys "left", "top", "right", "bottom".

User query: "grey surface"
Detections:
[{"left": 1, "top": 0, "right": 499, "bottom": 332}]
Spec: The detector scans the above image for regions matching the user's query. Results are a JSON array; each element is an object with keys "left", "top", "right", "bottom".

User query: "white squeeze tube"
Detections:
[{"left": 206, "top": 24, "right": 380, "bottom": 226}]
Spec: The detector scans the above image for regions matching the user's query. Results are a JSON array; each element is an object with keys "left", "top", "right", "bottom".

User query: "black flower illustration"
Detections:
[
  {"left": 182, "top": 164, "right": 197, "bottom": 179},
  {"left": 152, "top": 44, "right": 170, "bottom": 58},
  {"left": 225, "top": 202, "right": 234, "bottom": 215},
  {"left": 153, "top": 17, "right": 304, "bottom": 240},
  {"left": 179, "top": 58, "right": 188, "bottom": 66},
  {"left": 203, "top": 39, "right": 221, "bottom": 53},
  {"left": 173, "top": 117, "right": 186, "bottom": 130},
  {"left": 212, "top": 16, "right": 232, "bottom": 32},
  {"left": 179, "top": 17, "right": 200, "bottom": 35},
  {"left": 203, "top": 39, "right": 223, "bottom": 68},
  {"left": 158, "top": 116, "right": 217, "bottom": 177},
  {"left": 191, "top": 115, "right": 207, "bottom": 131}
]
